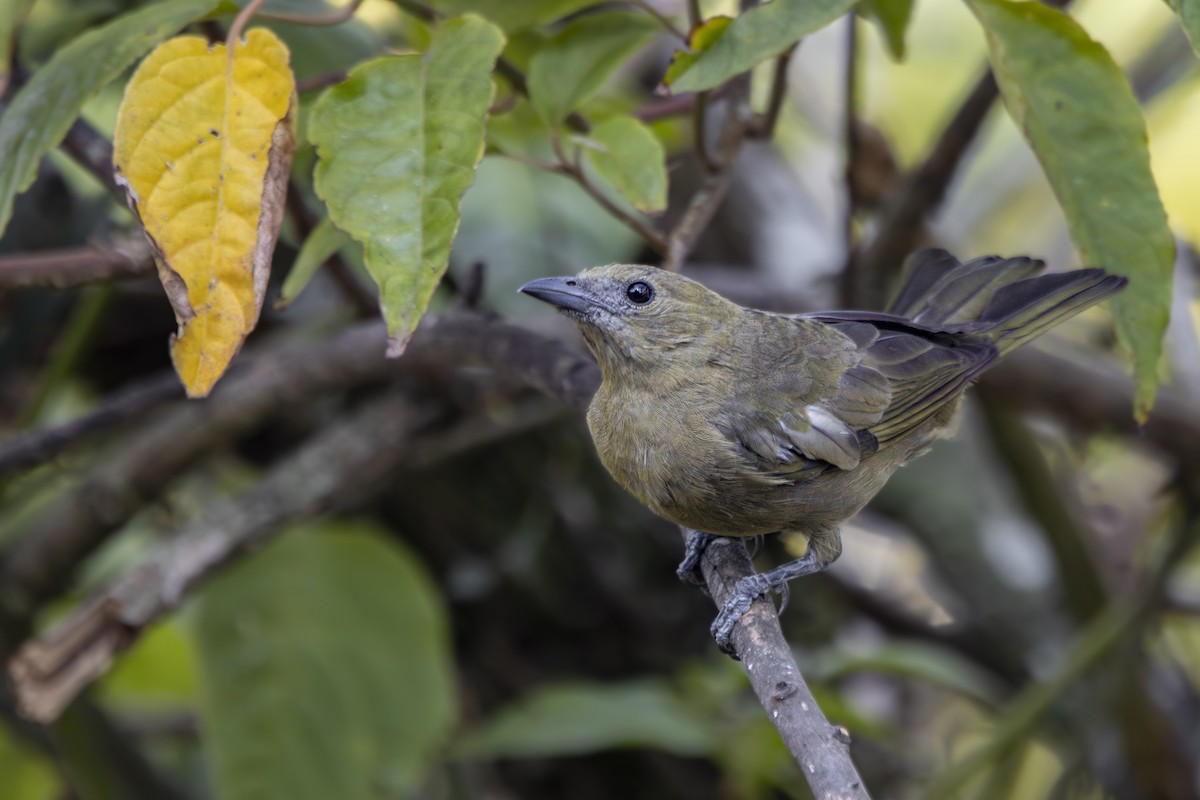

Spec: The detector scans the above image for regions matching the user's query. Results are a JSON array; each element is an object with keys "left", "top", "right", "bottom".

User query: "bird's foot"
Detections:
[
  {"left": 676, "top": 529, "right": 716, "bottom": 587},
  {"left": 710, "top": 553, "right": 830, "bottom": 657}
]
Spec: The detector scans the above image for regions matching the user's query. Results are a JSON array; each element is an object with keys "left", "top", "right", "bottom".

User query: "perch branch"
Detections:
[{"left": 690, "top": 533, "right": 872, "bottom": 799}]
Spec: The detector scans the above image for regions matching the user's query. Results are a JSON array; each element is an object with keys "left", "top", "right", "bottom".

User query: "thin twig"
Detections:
[
  {"left": 393, "top": 0, "right": 591, "bottom": 133},
  {"left": 637, "top": 85, "right": 724, "bottom": 123},
  {"left": 853, "top": 70, "right": 997, "bottom": 308},
  {"left": 692, "top": 91, "right": 718, "bottom": 173},
  {"left": 751, "top": 43, "right": 796, "bottom": 139},
  {"left": 688, "top": 532, "right": 872, "bottom": 798},
  {"left": 551, "top": 132, "right": 669, "bottom": 254},
  {"left": 663, "top": 83, "right": 749, "bottom": 272},
  {"left": 284, "top": 184, "right": 377, "bottom": 317},
  {"left": 840, "top": 15, "right": 860, "bottom": 306},
  {"left": 629, "top": 0, "right": 687, "bottom": 40}
]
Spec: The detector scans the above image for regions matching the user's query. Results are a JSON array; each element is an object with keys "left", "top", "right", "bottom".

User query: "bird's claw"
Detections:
[
  {"left": 676, "top": 529, "right": 716, "bottom": 587},
  {"left": 710, "top": 573, "right": 775, "bottom": 657}
]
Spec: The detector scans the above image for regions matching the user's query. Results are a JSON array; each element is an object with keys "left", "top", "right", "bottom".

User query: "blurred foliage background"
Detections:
[{"left": 1, "top": 0, "right": 1200, "bottom": 799}]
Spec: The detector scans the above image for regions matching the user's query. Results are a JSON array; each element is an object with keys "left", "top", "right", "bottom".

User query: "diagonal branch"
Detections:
[
  {"left": 689, "top": 532, "right": 872, "bottom": 799},
  {"left": 853, "top": 70, "right": 998, "bottom": 308}
]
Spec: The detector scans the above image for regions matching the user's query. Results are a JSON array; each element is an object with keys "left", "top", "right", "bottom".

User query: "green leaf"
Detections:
[
  {"left": 967, "top": 0, "right": 1173, "bottom": 421},
  {"left": 664, "top": 0, "right": 857, "bottom": 93},
  {"left": 527, "top": 11, "right": 660, "bottom": 124},
  {"left": 860, "top": 0, "right": 916, "bottom": 59},
  {"left": 192, "top": 522, "right": 456, "bottom": 800},
  {"left": 277, "top": 216, "right": 352, "bottom": 310},
  {"left": 577, "top": 115, "right": 667, "bottom": 213},
  {"left": 310, "top": 15, "right": 506, "bottom": 355},
  {"left": 431, "top": 0, "right": 601, "bottom": 30},
  {"left": 1168, "top": 0, "right": 1200, "bottom": 57},
  {"left": 0, "top": 0, "right": 220, "bottom": 237},
  {"left": 809, "top": 642, "right": 1005, "bottom": 707},
  {"left": 455, "top": 680, "right": 716, "bottom": 759}
]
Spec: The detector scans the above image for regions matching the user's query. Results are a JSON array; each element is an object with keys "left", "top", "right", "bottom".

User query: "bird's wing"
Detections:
[{"left": 718, "top": 314, "right": 996, "bottom": 478}]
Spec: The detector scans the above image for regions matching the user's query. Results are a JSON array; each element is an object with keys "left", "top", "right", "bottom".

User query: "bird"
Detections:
[{"left": 519, "top": 249, "right": 1127, "bottom": 654}]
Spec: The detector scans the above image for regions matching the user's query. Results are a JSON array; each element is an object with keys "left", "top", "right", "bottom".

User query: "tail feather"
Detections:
[
  {"left": 887, "top": 248, "right": 1126, "bottom": 355},
  {"left": 977, "top": 269, "right": 1127, "bottom": 355}
]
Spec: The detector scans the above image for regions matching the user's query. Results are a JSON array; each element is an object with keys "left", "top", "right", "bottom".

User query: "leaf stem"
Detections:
[
  {"left": 550, "top": 132, "right": 669, "bottom": 254},
  {"left": 629, "top": 0, "right": 688, "bottom": 41},
  {"left": 226, "top": 0, "right": 270, "bottom": 47},
  {"left": 249, "top": 0, "right": 367, "bottom": 26}
]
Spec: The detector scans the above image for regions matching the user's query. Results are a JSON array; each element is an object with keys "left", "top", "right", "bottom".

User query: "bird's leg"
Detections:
[
  {"left": 676, "top": 528, "right": 717, "bottom": 587},
  {"left": 711, "top": 528, "right": 843, "bottom": 657}
]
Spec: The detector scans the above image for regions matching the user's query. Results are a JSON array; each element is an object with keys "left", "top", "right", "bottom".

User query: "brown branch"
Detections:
[
  {"left": 284, "top": 184, "right": 377, "bottom": 317},
  {"left": 853, "top": 69, "right": 998, "bottom": 308},
  {"left": 0, "top": 238, "right": 153, "bottom": 289},
  {"left": 9, "top": 391, "right": 425, "bottom": 723},
  {"left": 980, "top": 346, "right": 1200, "bottom": 468},
  {"left": 689, "top": 533, "right": 872, "bottom": 799},
  {"left": 8, "top": 394, "right": 561, "bottom": 723},
  {"left": 0, "top": 324, "right": 393, "bottom": 619},
  {"left": 0, "top": 373, "right": 182, "bottom": 482},
  {"left": 750, "top": 43, "right": 796, "bottom": 140},
  {"left": 663, "top": 87, "right": 748, "bottom": 272},
  {"left": 551, "top": 132, "right": 669, "bottom": 254},
  {"left": 840, "top": 15, "right": 861, "bottom": 306},
  {"left": 0, "top": 314, "right": 596, "bottom": 619},
  {"left": 59, "top": 114, "right": 121, "bottom": 200}
]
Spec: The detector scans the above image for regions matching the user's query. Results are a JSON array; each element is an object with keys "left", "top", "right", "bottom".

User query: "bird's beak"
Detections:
[{"left": 518, "top": 277, "right": 611, "bottom": 314}]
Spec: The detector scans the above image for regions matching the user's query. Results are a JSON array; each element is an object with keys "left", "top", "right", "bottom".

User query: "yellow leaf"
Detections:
[{"left": 113, "top": 30, "right": 296, "bottom": 397}]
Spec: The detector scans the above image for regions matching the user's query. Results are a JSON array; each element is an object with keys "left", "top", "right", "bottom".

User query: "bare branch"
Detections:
[
  {"left": 9, "top": 392, "right": 423, "bottom": 723},
  {"left": 0, "top": 237, "right": 153, "bottom": 289},
  {"left": 8, "top": 395, "right": 560, "bottom": 722},
  {"left": 663, "top": 89, "right": 749, "bottom": 272},
  {"left": 853, "top": 70, "right": 998, "bottom": 307},
  {"left": 689, "top": 533, "right": 872, "bottom": 799}
]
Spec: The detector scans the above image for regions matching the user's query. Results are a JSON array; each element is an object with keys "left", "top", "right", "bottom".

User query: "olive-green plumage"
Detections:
[{"left": 521, "top": 250, "right": 1126, "bottom": 570}]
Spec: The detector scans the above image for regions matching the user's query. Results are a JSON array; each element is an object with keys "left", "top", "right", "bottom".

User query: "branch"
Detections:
[
  {"left": 853, "top": 70, "right": 998, "bottom": 307},
  {"left": 690, "top": 533, "right": 872, "bottom": 799},
  {"left": 0, "top": 324, "right": 393, "bottom": 618},
  {"left": 0, "top": 314, "right": 596, "bottom": 619},
  {"left": 663, "top": 87, "right": 750, "bottom": 272},
  {"left": 9, "top": 391, "right": 421, "bottom": 723},
  {"left": 0, "top": 374, "right": 183, "bottom": 482},
  {"left": 8, "top": 394, "right": 562, "bottom": 723},
  {"left": 0, "top": 238, "right": 153, "bottom": 289},
  {"left": 980, "top": 346, "right": 1200, "bottom": 468}
]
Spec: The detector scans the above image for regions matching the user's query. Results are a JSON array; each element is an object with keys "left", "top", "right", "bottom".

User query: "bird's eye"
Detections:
[{"left": 626, "top": 281, "right": 653, "bottom": 305}]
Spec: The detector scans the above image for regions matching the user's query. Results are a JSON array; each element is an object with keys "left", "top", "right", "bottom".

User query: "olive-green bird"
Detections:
[{"left": 520, "top": 250, "right": 1126, "bottom": 653}]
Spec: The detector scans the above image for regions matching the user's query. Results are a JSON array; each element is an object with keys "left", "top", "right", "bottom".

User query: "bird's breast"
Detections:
[{"left": 587, "top": 381, "right": 761, "bottom": 534}]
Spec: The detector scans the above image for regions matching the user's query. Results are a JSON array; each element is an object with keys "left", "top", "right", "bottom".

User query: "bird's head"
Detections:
[{"left": 519, "top": 264, "right": 737, "bottom": 375}]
